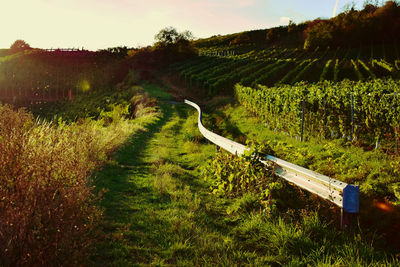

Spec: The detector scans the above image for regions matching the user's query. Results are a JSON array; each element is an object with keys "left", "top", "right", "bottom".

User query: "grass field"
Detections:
[{"left": 88, "top": 84, "right": 399, "bottom": 266}]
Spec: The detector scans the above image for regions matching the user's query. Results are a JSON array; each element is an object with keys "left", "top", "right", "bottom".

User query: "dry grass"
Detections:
[{"left": 0, "top": 98, "right": 158, "bottom": 266}]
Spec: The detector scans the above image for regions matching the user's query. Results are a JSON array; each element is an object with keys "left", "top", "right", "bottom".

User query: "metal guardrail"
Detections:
[{"left": 184, "top": 99, "right": 359, "bottom": 216}]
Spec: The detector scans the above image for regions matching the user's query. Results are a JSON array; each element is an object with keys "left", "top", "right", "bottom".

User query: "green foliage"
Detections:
[
  {"left": 373, "top": 59, "right": 395, "bottom": 72},
  {"left": 351, "top": 59, "right": 365, "bottom": 80},
  {"left": 214, "top": 99, "right": 400, "bottom": 200},
  {"left": 320, "top": 59, "right": 332, "bottom": 81},
  {"left": 291, "top": 59, "right": 318, "bottom": 84},
  {"left": 89, "top": 84, "right": 398, "bottom": 266},
  {"left": 203, "top": 145, "right": 282, "bottom": 212},
  {"left": 358, "top": 59, "right": 377, "bottom": 79},
  {"left": 235, "top": 78, "right": 400, "bottom": 148},
  {"left": 154, "top": 26, "right": 194, "bottom": 48},
  {"left": 333, "top": 59, "right": 340, "bottom": 82},
  {"left": 31, "top": 84, "right": 149, "bottom": 122},
  {"left": 168, "top": 41, "right": 400, "bottom": 99},
  {"left": 278, "top": 59, "right": 310, "bottom": 85}
]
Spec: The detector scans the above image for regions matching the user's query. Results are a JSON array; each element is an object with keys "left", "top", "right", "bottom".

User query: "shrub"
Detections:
[
  {"left": 203, "top": 144, "right": 282, "bottom": 212},
  {"left": 0, "top": 104, "right": 102, "bottom": 266}
]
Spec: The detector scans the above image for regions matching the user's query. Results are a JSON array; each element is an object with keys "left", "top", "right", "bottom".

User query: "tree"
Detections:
[
  {"left": 10, "top": 40, "right": 31, "bottom": 53},
  {"left": 341, "top": 1, "right": 357, "bottom": 13},
  {"left": 303, "top": 21, "right": 334, "bottom": 50},
  {"left": 154, "top": 27, "right": 194, "bottom": 48},
  {"left": 132, "top": 27, "right": 197, "bottom": 71},
  {"left": 287, "top": 20, "right": 297, "bottom": 33}
]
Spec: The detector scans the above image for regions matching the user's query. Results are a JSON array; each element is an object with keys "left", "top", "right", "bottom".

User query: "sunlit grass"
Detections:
[
  {"left": 207, "top": 101, "right": 400, "bottom": 201},
  {"left": 91, "top": 84, "right": 398, "bottom": 266}
]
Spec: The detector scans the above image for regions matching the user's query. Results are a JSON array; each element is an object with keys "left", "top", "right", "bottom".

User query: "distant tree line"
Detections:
[
  {"left": 194, "top": 1, "right": 400, "bottom": 51},
  {"left": 303, "top": 0, "right": 400, "bottom": 50}
]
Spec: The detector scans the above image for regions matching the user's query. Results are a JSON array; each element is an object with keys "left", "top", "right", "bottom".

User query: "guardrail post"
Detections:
[
  {"left": 341, "top": 184, "right": 359, "bottom": 229},
  {"left": 340, "top": 209, "right": 350, "bottom": 229}
]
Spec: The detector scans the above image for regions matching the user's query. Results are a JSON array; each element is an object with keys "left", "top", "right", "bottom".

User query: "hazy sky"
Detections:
[{"left": 1, "top": 0, "right": 367, "bottom": 50}]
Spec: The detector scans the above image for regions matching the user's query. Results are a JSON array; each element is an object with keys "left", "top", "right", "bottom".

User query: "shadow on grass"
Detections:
[
  {"left": 91, "top": 103, "right": 178, "bottom": 264},
  {"left": 205, "top": 109, "right": 246, "bottom": 143}
]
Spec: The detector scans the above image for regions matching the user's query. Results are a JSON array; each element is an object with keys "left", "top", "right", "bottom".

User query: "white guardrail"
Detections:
[{"left": 184, "top": 99, "right": 359, "bottom": 214}]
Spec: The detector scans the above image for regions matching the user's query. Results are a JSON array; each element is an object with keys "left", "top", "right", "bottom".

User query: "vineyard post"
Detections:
[
  {"left": 395, "top": 93, "right": 399, "bottom": 155},
  {"left": 301, "top": 99, "right": 305, "bottom": 142},
  {"left": 395, "top": 125, "right": 399, "bottom": 156},
  {"left": 351, "top": 93, "right": 354, "bottom": 141}
]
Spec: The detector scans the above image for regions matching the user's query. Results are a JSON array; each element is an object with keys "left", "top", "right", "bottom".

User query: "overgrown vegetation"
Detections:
[
  {"left": 0, "top": 81, "right": 160, "bottom": 266},
  {"left": 203, "top": 146, "right": 282, "bottom": 213}
]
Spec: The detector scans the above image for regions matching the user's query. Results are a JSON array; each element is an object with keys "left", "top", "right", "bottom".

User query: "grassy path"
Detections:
[{"left": 91, "top": 85, "right": 239, "bottom": 265}]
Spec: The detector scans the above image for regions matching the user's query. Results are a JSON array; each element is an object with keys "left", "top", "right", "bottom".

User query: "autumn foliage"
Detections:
[{"left": 304, "top": 1, "right": 400, "bottom": 50}]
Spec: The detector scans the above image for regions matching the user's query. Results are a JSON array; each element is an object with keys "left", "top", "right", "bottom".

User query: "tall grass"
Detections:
[{"left": 0, "top": 87, "right": 159, "bottom": 266}]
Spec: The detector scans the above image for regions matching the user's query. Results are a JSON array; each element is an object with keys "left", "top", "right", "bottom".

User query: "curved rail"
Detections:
[{"left": 184, "top": 99, "right": 359, "bottom": 214}]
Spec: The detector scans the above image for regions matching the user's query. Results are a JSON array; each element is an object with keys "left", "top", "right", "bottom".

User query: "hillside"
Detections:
[
  {"left": 168, "top": 44, "right": 400, "bottom": 95},
  {"left": 165, "top": 1, "right": 400, "bottom": 97},
  {"left": 194, "top": 1, "right": 400, "bottom": 50},
  {"left": 158, "top": 2, "right": 400, "bottom": 157}
]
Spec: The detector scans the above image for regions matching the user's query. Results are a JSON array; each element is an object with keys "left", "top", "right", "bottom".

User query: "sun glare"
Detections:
[{"left": 78, "top": 80, "right": 91, "bottom": 92}]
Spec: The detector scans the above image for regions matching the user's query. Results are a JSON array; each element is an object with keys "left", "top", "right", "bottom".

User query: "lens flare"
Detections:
[
  {"left": 332, "top": 0, "right": 339, "bottom": 17},
  {"left": 78, "top": 80, "right": 91, "bottom": 92},
  {"left": 375, "top": 201, "right": 394, "bottom": 212}
]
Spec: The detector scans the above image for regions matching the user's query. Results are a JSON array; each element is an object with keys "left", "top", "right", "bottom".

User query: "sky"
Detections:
[{"left": 1, "top": 0, "right": 369, "bottom": 50}]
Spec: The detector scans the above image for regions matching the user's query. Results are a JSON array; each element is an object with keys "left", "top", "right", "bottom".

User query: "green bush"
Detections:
[{"left": 203, "top": 145, "right": 282, "bottom": 212}]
